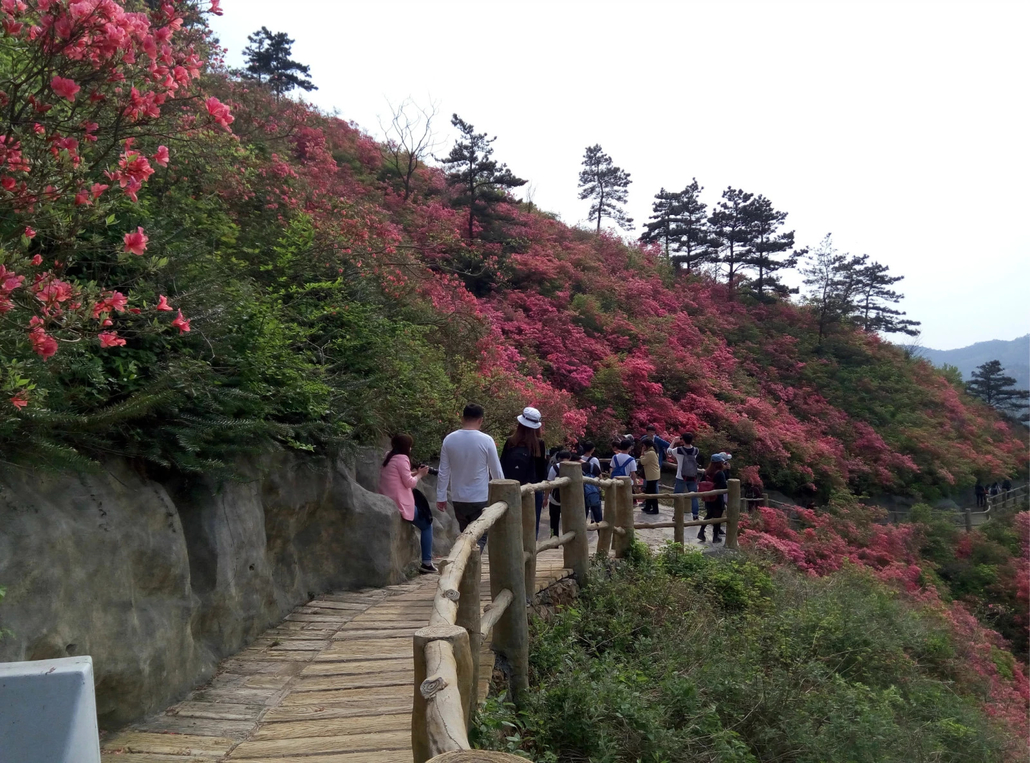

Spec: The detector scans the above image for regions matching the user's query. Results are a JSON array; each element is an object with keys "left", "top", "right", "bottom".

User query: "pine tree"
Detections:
[
  {"left": 742, "top": 194, "right": 803, "bottom": 296},
  {"left": 854, "top": 261, "right": 920, "bottom": 336},
  {"left": 440, "top": 114, "right": 526, "bottom": 240},
  {"left": 801, "top": 234, "right": 867, "bottom": 344},
  {"left": 672, "top": 179, "right": 716, "bottom": 272},
  {"left": 708, "top": 187, "right": 755, "bottom": 295},
  {"left": 967, "top": 360, "right": 1030, "bottom": 419},
  {"left": 243, "top": 27, "right": 317, "bottom": 99},
  {"left": 578, "top": 144, "right": 632, "bottom": 233},
  {"left": 639, "top": 188, "right": 683, "bottom": 257}
]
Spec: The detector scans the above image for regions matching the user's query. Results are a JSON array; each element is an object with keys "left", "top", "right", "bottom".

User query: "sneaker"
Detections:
[{"left": 419, "top": 562, "right": 439, "bottom": 574}]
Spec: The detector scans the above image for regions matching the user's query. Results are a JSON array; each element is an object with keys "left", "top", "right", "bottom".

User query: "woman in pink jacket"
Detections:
[{"left": 379, "top": 433, "right": 436, "bottom": 573}]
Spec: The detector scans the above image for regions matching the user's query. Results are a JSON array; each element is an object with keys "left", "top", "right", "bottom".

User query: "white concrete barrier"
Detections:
[{"left": 0, "top": 656, "right": 101, "bottom": 763}]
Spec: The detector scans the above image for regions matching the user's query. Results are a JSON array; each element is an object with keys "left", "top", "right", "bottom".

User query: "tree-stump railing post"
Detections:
[
  {"left": 412, "top": 624, "right": 474, "bottom": 763},
  {"left": 596, "top": 480, "right": 615, "bottom": 556},
  {"left": 613, "top": 476, "right": 634, "bottom": 558},
  {"left": 673, "top": 495, "right": 685, "bottom": 546},
  {"left": 520, "top": 488, "right": 536, "bottom": 601},
  {"left": 558, "top": 461, "right": 590, "bottom": 586},
  {"left": 486, "top": 479, "right": 529, "bottom": 700},
  {"left": 454, "top": 546, "right": 481, "bottom": 726},
  {"left": 964, "top": 507, "right": 973, "bottom": 533},
  {"left": 725, "top": 479, "right": 741, "bottom": 550}
]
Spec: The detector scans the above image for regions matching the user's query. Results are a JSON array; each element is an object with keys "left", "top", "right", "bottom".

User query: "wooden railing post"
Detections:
[
  {"left": 596, "top": 482, "right": 615, "bottom": 556},
  {"left": 412, "top": 624, "right": 473, "bottom": 763},
  {"left": 486, "top": 479, "right": 529, "bottom": 699},
  {"left": 521, "top": 489, "right": 537, "bottom": 602},
  {"left": 725, "top": 479, "right": 741, "bottom": 550},
  {"left": 673, "top": 495, "right": 685, "bottom": 546},
  {"left": 964, "top": 507, "right": 973, "bottom": 533},
  {"left": 454, "top": 546, "right": 481, "bottom": 726},
  {"left": 613, "top": 476, "right": 634, "bottom": 558},
  {"left": 559, "top": 461, "right": 590, "bottom": 586}
]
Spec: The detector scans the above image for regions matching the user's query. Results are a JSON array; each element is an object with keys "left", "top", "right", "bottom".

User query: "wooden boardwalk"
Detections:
[{"left": 100, "top": 549, "right": 575, "bottom": 763}]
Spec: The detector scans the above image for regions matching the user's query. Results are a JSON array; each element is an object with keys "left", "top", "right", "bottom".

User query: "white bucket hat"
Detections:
[{"left": 517, "top": 406, "right": 542, "bottom": 429}]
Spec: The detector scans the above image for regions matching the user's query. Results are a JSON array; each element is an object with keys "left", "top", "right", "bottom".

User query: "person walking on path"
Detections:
[
  {"left": 544, "top": 450, "right": 575, "bottom": 537},
  {"left": 580, "top": 441, "right": 603, "bottom": 524},
  {"left": 697, "top": 454, "right": 729, "bottom": 543},
  {"left": 639, "top": 438, "right": 661, "bottom": 514},
  {"left": 669, "top": 433, "right": 703, "bottom": 520},
  {"left": 974, "top": 479, "right": 986, "bottom": 508},
  {"left": 436, "top": 403, "right": 504, "bottom": 549},
  {"left": 500, "top": 406, "right": 547, "bottom": 537},
  {"left": 379, "top": 433, "right": 436, "bottom": 573}
]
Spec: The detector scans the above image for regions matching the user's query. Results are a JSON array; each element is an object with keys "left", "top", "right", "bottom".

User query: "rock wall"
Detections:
[{"left": 0, "top": 451, "right": 451, "bottom": 729}]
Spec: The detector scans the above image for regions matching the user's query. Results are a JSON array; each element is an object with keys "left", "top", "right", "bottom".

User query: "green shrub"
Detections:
[{"left": 475, "top": 548, "right": 1012, "bottom": 762}]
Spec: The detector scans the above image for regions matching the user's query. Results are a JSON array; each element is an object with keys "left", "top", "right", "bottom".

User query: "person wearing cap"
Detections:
[
  {"left": 437, "top": 403, "right": 505, "bottom": 550},
  {"left": 697, "top": 453, "right": 729, "bottom": 543},
  {"left": 500, "top": 406, "right": 547, "bottom": 537}
]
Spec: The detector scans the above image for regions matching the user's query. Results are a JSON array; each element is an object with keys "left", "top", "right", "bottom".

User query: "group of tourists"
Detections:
[
  {"left": 974, "top": 478, "right": 1014, "bottom": 508},
  {"left": 378, "top": 403, "right": 736, "bottom": 574}
]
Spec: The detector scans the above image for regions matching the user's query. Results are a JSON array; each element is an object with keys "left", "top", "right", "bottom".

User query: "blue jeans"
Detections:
[
  {"left": 675, "top": 478, "right": 700, "bottom": 519},
  {"left": 408, "top": 512, "right": 434, "bottom": 564}
]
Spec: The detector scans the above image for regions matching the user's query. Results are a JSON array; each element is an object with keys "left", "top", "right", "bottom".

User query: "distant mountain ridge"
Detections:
[{"left": 917, "top": 334, "right": 1030, "bottom": 392}]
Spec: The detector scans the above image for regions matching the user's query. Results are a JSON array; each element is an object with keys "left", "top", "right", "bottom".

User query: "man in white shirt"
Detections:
[{"left": 436, "top": 403, "right": 505, "bottom": 548}]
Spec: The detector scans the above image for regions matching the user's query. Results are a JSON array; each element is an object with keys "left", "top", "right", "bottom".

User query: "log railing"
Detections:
[{"left": 412, "top": 462, "right": 743, "bottom": 763}]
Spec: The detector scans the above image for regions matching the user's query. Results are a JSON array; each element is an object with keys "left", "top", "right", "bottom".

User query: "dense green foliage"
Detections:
[{"left": 474, "top": 545, "right": 1016, "bottom": 762}]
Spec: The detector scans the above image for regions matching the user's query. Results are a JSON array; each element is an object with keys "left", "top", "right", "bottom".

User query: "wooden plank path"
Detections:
[{"left": 100, "top": 549, "right": 574, "bottom": 763}]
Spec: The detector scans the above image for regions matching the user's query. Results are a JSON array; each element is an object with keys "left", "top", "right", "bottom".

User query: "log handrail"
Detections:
[
  {"left": 414, "top": 467, "right": 745, "bottom": 763},
  {"left": 535, "top": 530, "right": 576, "bottom": 552},
  {"left": 479, "top": 589, "right": 513, "bottom": 636},
  {"left": 519, "top": 477, "right": 570, "bottom": 495}
]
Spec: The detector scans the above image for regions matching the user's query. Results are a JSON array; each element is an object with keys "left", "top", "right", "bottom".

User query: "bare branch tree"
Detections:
[{"left": 378, "top": 97, "right": 440, "bottom": 201}]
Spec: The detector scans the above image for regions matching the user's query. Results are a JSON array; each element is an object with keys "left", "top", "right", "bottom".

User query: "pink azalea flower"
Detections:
[
  {"left": 28, "top": 323, "right": 58, "bottom": 360},
  {"left": 171, "top": 309, "right": 190, "bottom": 334},
  {"left": 31, "top": 255, "right": 42, "bottom": 266},
  {"left": 98, "top": 331, "right": 126, "bottom": 348},
  {"left": 23, "top": 226, "right": 35, "bottom": 239},
  {"left": 155, "top": 294, "right": 173, "bottom": 311},
  {"left": 209, "top": 0, "right": 223, "bottom": 15},
  {"left": 10, "top": 391, "right": 28, "bottom": 410},
  {"left": 153, "top": 145, "right": 169, "bottom": 167},
  {"left": 50, "top": 76, "right": 80, "bottom": 101},
  {"left": 123, "top": 227, "right": 148, "bottom": 255}
]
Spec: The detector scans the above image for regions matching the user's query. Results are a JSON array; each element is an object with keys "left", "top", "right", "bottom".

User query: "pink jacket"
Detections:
[{"left": 379, "top": 453, "right": 419, "bottom": 521}]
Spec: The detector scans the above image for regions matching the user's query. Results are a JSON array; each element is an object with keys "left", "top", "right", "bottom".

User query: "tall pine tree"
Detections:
[
  {"left": 854, "top": 261, "right": 920, "bottom": 336},
  {"left": 742, "top": 194, "right": 803, "bottom": 296},
  {"left": 440, "top": 114, "right": 526, "bottom": 240},
  {"left": 243, "top": 27, "right": 317, "bottom": 99},
  {"left": 708, "top": 187, "right": 755, "bottom": 295},
  {"left": 800, "top": 234, "right": 868, "bottom": 344},
  {"left": 639, "top": 188, "right": 683, "bottom": 257},
  {"left": 672, "top": 179, "right": 716, "bottom": 272},
  {"left": 578, "top": 145, "right": 632, "bottom": 233},
  {"left": 967, "top": 360, "right": 1030, "bottom": 420}
]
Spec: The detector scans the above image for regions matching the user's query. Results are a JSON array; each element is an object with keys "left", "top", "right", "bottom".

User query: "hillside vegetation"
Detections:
[{"left": 0, "top": 2, "right": 1024, "bottom": 499}]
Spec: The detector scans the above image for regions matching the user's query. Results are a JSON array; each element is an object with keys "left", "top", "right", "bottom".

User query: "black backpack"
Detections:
[{"left": 502, "top": 444, "right": 535, "bottom": 485}]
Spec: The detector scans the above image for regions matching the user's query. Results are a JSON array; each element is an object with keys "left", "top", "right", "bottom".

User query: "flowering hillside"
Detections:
[{"left": 0, "top": 1, "right": 1024, "bottom": 495}]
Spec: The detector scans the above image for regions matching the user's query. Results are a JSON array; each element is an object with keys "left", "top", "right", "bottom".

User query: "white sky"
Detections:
[{"left": 210, "top": 0, "right": 1029, "bottom": 351}]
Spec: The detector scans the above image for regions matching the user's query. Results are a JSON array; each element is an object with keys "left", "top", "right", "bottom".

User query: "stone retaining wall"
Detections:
[{"left": 0, "top": 451, "right": 458, "bottom": 728}]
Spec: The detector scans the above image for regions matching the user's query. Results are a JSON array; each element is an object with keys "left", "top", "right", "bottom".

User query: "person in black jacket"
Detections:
[
  {"left": 500, "top": 406, "right": 546, "bottom": 537},
  {"left": 697, "top": 454, "right": 729, "bottom": 543}
]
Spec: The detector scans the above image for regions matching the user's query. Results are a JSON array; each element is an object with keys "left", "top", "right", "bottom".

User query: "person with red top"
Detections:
[{"left": 379, "top": 433, "right": 436, "bottom": 573}]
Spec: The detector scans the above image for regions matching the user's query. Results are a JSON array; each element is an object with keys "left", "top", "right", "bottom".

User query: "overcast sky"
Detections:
[{"left": 210, "top": 0, "right": 1029, "bottom": 352}]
